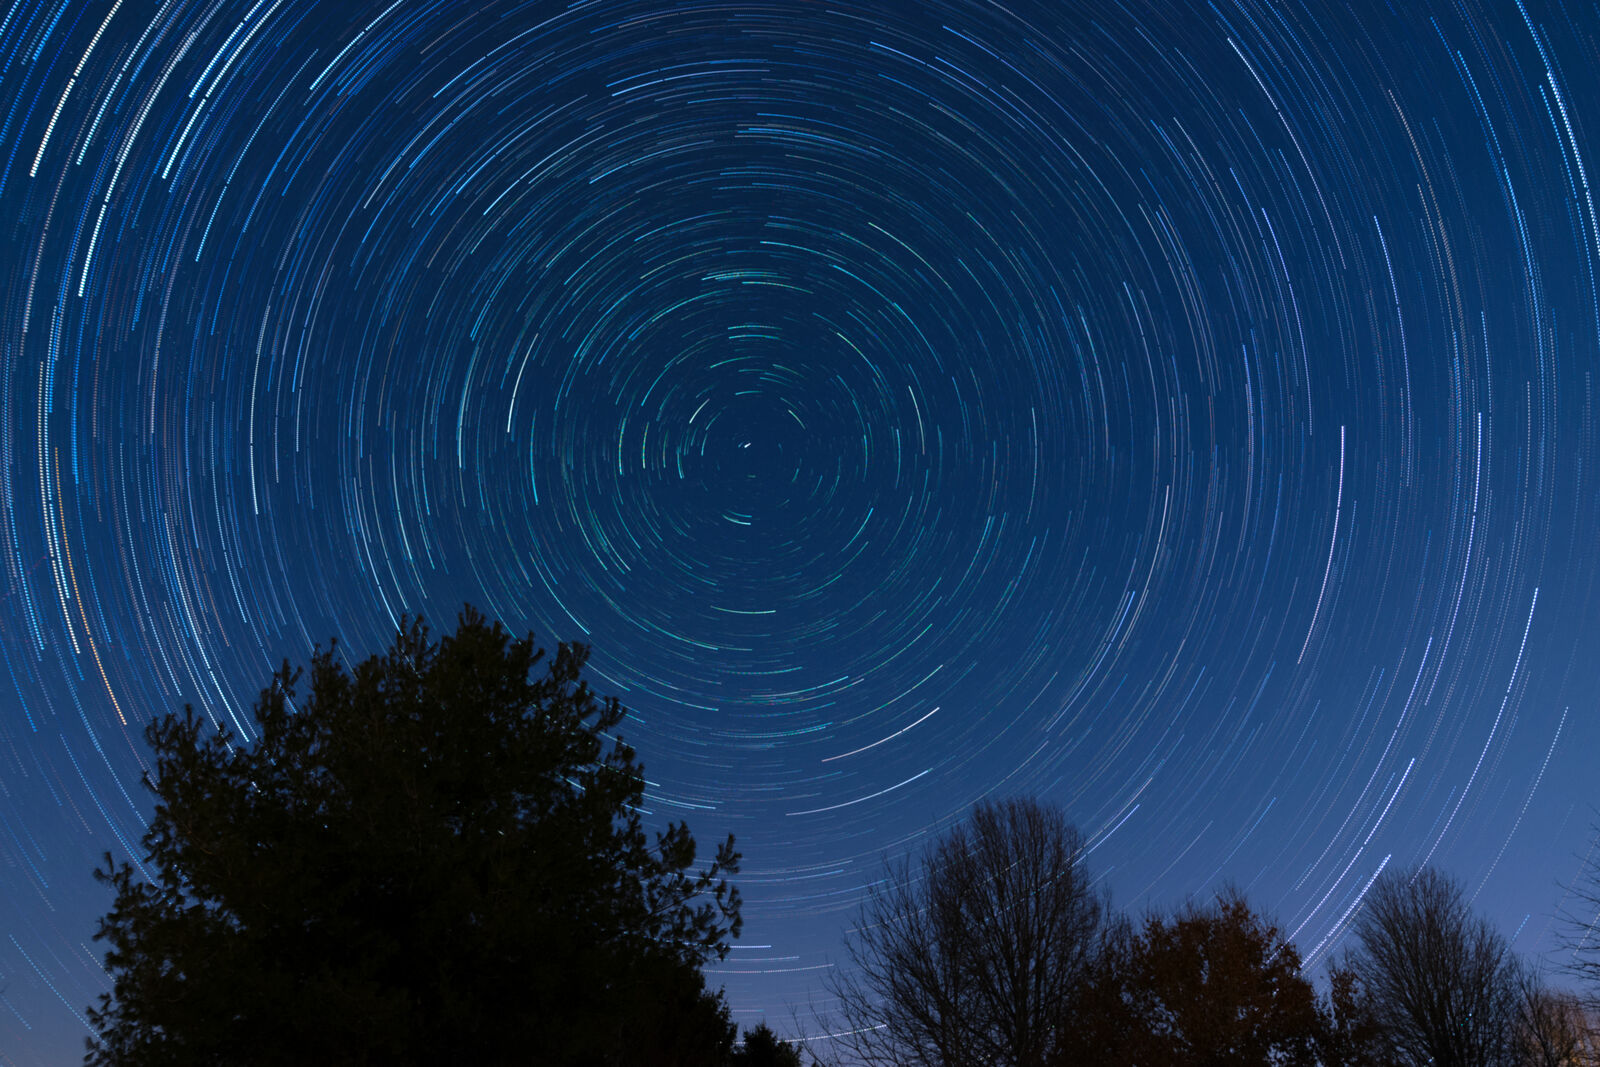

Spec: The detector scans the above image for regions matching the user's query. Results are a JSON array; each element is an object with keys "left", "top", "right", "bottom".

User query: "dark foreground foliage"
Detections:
[
  {"left": 828, "top": 797, "right": 1104, "bottom": 1067},
  {"left": 732, "top": 1023, "right": 805, "bottom": 1067},
  {"left": 1061, "top": 890, "right": 1321, "bottom": 1066},
  {"left": 87, "top": 608, "right": 741, "bottom": 1067},
  {"left": 829, "top": 796, "right": 1598, "bottom": 1067}
]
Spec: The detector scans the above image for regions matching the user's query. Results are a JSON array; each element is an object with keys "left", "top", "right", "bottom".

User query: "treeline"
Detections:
[
  {"left": 821, "top": 797, "right": 1595, "bottom": 1067},
  {"left": 79, "top": 610, "right": 1594, "bottom": 1067},
  {"left": 83, "top": 611, "right": 769, "bottom": 1067}
]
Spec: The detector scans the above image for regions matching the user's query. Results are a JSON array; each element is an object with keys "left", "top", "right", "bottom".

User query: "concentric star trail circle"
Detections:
[{"left": 1, "top": 0, "right": 1597, "bottom": 1055}]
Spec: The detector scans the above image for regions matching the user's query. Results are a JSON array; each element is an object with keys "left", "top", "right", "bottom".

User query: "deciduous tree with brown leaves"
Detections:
[{"left": 1055, "top": 889, "right": 1321, "bottom": 1067}]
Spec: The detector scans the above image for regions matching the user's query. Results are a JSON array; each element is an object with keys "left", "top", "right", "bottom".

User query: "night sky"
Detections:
[{"left": 1, "top": 0, "right": 1599, "bottom": 1060}]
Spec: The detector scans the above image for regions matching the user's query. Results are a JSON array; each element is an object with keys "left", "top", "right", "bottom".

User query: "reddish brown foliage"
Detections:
[{"left": 1056, "top": 890, "right": 1320, "bottom": 1067}]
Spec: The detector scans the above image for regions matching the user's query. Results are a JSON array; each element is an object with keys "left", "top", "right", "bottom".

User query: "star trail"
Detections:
[{"left": 2, "top": 0, "right": 1599, "bottom": 1059}]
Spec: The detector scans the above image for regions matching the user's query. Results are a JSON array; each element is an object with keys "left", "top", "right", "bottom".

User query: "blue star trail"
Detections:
[{"left": 1, "top": 0, "right": 1598, "bottom": 1058}]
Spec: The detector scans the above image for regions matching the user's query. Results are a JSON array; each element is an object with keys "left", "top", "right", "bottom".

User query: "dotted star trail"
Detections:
[{"left": 1, "top": 0, "right": 1598, "bottom": 1057}]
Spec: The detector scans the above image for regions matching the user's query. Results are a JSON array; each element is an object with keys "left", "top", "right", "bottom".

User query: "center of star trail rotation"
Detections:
[{"left": 0, "top": 0, "right": 1597, "bottom": 1058}]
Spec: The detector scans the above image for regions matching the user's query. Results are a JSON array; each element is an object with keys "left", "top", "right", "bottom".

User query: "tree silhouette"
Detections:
[
  {"left": 732, "top": 1022, "right": 804, "bottom": 1067},
  {"left": 1342, "top": 866, "right": 1516, "bottom": 1067},
  {"left": 1313, "top": 961, "right": 1387, "bottom": 1067},
  {"left": 1058, "top": 889, "right": 1320, "bottom": 1067},
  {"left": 829, "top": 797, "right": 1105, "bottom": 1067},
  {"left": 1509, "top": 966, "right": 1594, "bottom": 1067},
  {"left": 86, "top": 607, "right": 740, "bottom": 1067}
]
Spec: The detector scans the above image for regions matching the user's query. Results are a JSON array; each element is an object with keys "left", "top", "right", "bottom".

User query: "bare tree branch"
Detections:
[
  {"left": 1343, "top": 866, "right": 1519, "bottom": 1067},
  {"left": 825, "top": 798, "right": 1103, "bottom": 1067}
]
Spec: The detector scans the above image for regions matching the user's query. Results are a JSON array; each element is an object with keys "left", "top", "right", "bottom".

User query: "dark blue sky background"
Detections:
[{"left": 2, "top": 0, "right": 1599, "bottom": 1060}]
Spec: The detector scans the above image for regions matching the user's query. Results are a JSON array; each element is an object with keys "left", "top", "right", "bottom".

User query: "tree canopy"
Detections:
[
  {"left": 87, "top": 607, "right": 741, "bottom": 1067},
  {"left": 1059, "top": 890, "right": 1321, "bottom": 1067},
  {"left": 829, "top": 796, "right": 1105, "bottom": 1067},
  {"left": 1343, "top": 867, "right": 1517, "bottom": 1067},
  {"left": 731, "top": 1023, "right": 804, "bottom": 1067}
]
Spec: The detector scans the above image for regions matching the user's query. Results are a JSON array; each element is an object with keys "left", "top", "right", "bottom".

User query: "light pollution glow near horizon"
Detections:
[{"left": 2, "top": 0, "right": 1600, "bottom": 1060}]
